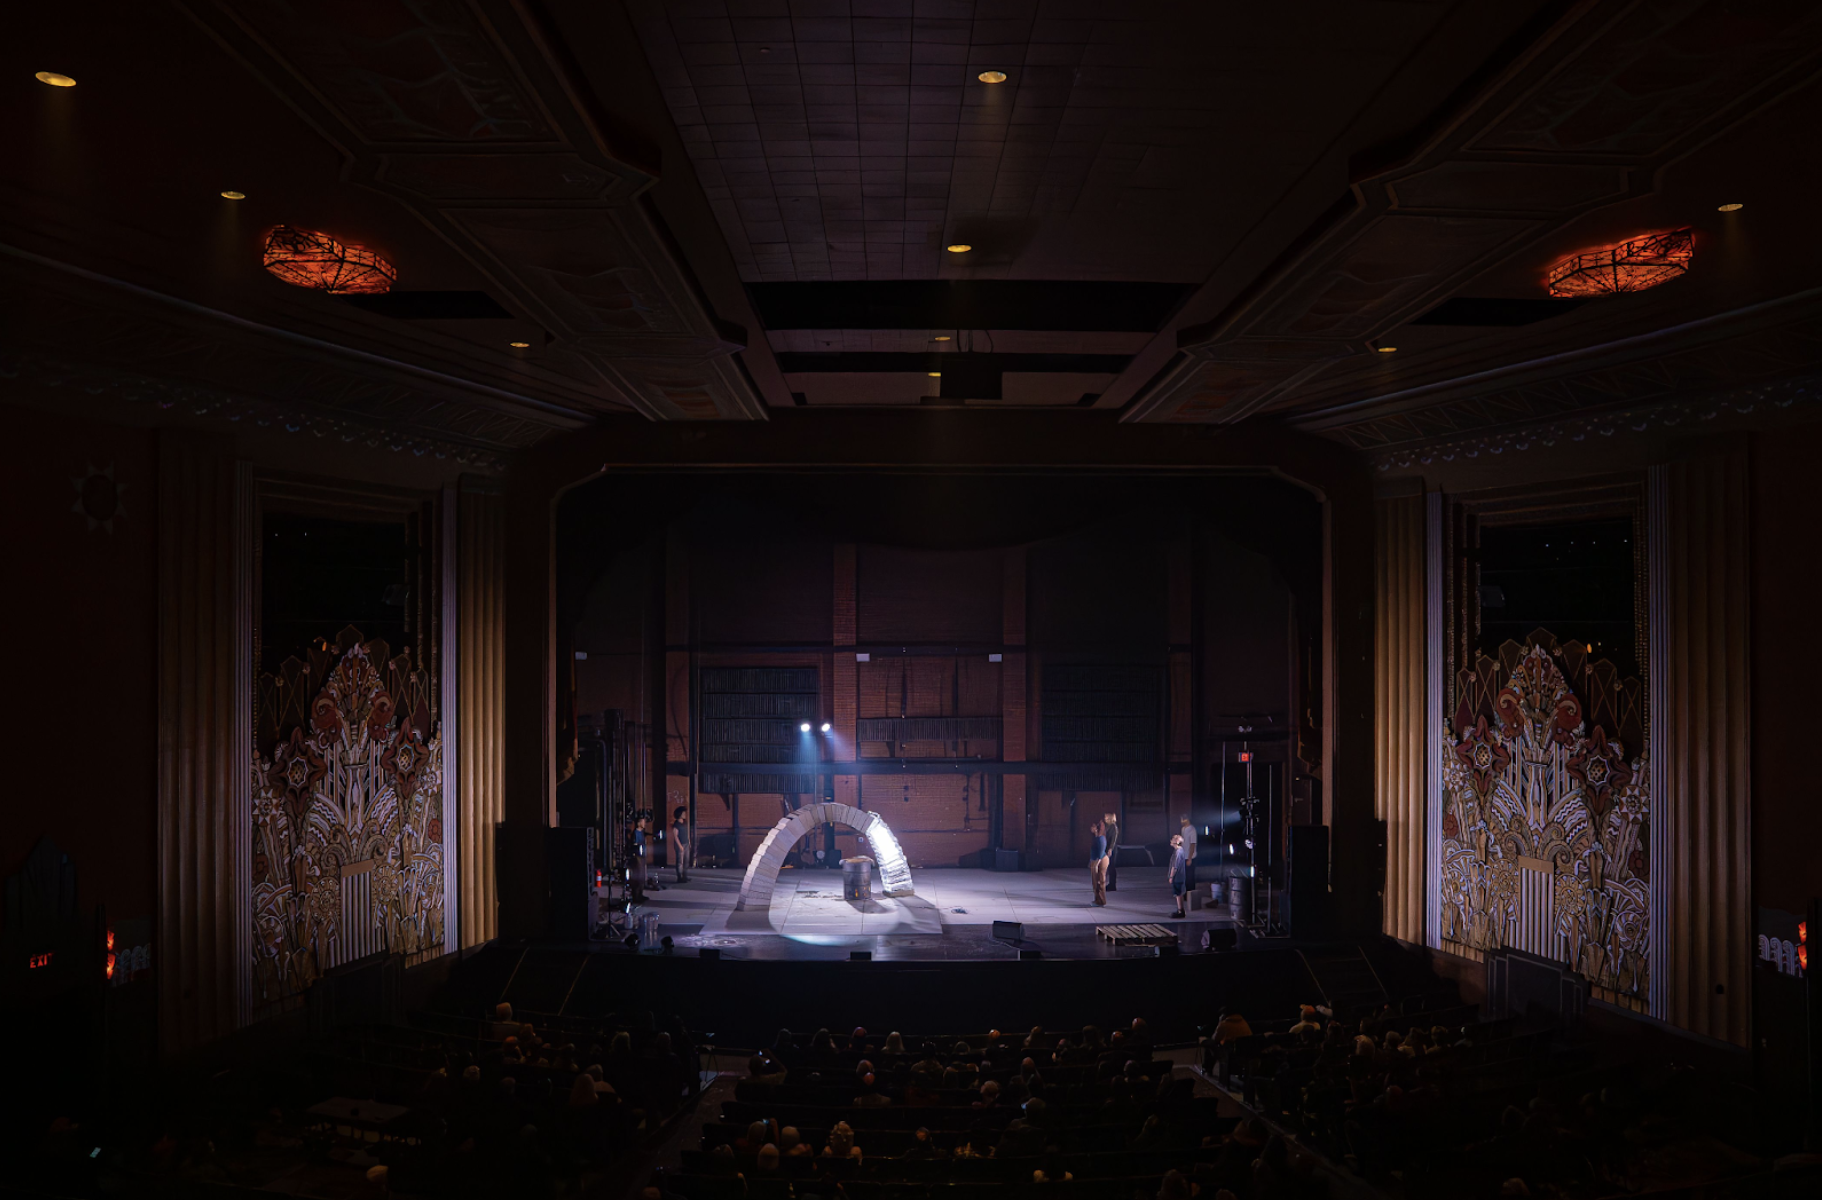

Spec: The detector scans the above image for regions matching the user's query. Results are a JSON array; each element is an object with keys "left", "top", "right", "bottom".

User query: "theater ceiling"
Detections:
[{"left": 3, "top": 2, "right": 1820, "bottom": 467}]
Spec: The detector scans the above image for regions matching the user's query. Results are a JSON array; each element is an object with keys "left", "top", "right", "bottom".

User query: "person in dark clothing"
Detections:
[
  {"left": 629, "top": 814, "right": 652, "bottom": 901},
  {"left": 1088, "top": 821, "right": 1109, "bottom": 906}
]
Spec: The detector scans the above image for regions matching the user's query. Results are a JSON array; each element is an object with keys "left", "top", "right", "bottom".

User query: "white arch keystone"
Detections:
[{"left": 735, "top": 802, "right": 914, "bottom": 911}]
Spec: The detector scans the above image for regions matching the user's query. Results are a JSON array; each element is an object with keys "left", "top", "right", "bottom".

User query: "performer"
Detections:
[
  {"left": 630, "top": 812, "right": 651, "bottom": 901},
  {"left": 1179, "top": 814, "right": 1199, "bottom": 890},
  {"left": 1167, "top": 834, "right": 1188, "bottom": 919},
  {"left": 670, "top": 805, "right": 692, "bottom": 884},
  {"left": 1102, "top": 810, "right": 1120, "bottom": 892},
  {"left": 1088, "top": 820, "right": 1109, "bottom": 906}
]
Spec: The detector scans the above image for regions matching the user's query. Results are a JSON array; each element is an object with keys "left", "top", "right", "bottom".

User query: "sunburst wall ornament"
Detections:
[
  {"left": 262, "top": 225, "right": 396, "bottom": 294},
  {"left": 1546, "top": 228, "right": 1693, "bottom": 297},
  {"left": 72, "top": 462, "right": 126, "bottom": 534}
]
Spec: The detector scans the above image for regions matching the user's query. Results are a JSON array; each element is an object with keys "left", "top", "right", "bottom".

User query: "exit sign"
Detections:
[{"left": 28, "top": 952, "right": 52, "bottom": 969}]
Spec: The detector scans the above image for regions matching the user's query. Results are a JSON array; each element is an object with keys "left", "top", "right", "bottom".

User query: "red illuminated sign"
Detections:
[
  {"left": 29, "top": 952, "right": 53, "bottom": 969},
  {"left": 1238, "top": 752, "right": 1253, "bottom": 763}
]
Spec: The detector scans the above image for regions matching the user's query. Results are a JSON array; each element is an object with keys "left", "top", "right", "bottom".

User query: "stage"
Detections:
[{"left": 628, "top": 864, "right": 1237, "bottom": 961}]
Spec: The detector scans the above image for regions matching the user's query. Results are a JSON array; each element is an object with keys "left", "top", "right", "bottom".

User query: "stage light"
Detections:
[
  {"left": 220, "top": 190, "right": 246, "bottom": 201},
  {"left": 821, "top": 722, "right": 832, "bottom": 733},
  {"left": 36, "top": 71, "right": 77, "bottom": 88},
  {"left": 1717, "top": 202, "right": 1743, "bottom": 212},
  {"left": 945, "top": 244, "right": 971, "bottom": 253},
  {"left": 978, "top": 71, "right": 1007, "bottom": 83},
  {"left": 800, "top": 722, "right": 812, "bottom": 733}
]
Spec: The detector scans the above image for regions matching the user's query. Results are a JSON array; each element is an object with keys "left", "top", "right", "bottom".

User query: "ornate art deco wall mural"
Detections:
[
  {"left": 251, "top": 627, "right": 443, "bottom": 1014},
  {"left": 1440, "top": 630, "right": 1649, "bottom": 1010}
]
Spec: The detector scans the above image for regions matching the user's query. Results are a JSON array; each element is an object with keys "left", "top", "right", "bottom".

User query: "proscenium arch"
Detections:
[{"left": 735, "top": 803, "right": 914, "bottom": 911}]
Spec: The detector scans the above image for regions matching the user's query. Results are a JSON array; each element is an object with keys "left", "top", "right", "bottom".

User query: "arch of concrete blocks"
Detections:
[{"left": 734, "top": 802, "right": 915, "bottom": 911}]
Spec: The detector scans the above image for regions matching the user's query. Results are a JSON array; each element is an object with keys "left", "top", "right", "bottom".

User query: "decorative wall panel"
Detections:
[
  {"left": 459, "top": 486, "right": 506, "bottom": 947},
  {"left": 1440, "top": 630, "right": 1651, "bottom": 1011},
  {"left": 250, "top": 630, "right": 444, "bottom": 1013},
  {"left": 1660, "top": 450, "right": 1751, "bottom": 1044},
  {"left": 156, "top": 437, "right": 254, "bottom": 1053},
  {"left": 1373, "top": 494, "right": 1426, "bottom": 945}
]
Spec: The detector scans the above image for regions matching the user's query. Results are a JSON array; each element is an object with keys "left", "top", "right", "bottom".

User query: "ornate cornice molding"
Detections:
[
  {"left": 1363, "top": 368, "right": 1821, "bottom": 473},
  {"left": 0, "top": 345, "right": 516, "bottom": 471},
  {"left": 1283, "top": 285, "right": 1822, "bottom": 469}
]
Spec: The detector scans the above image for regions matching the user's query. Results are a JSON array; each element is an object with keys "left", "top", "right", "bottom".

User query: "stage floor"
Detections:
[{"left": 630, "top": 865, "right": 1236, "bottom": 961}]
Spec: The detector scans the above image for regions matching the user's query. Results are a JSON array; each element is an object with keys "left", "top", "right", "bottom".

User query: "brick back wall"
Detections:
[
  {"left": 857, "top": 545, "right": 1002, "bottom": 643},
  {"left": 860, "top": 774, "right": 990, "bottom": 867}
]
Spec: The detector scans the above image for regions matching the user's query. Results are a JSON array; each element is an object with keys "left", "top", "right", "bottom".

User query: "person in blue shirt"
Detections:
[{"left": 1088, "top": 820, "right": 1109, "bottom": 906}]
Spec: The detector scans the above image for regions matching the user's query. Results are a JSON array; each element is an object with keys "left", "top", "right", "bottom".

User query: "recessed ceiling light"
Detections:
[
  {"left": 35, "top": 71, "right": 76, "bottom": 88},
  {"left": 509, "top": 341, "right": 530, "bottom": 348},
  {"left": 945, "top": 244, "right": 972, "bottom": 253},
  {"left": 1376, "top": 346, "right": 1398, "bottom": 353},
  {"left": 978, "top": 71, "right": 1007, "bottom": 83},
  {"left": 928, "top": 371, "right": 942, "bottom": 378},
  {"left": 1717, "top": 202, "right": 1743, "bottom": 212},
  {"left": 932, "top": 335, "right": 952, "bottom": 341},
  {"left": 220, "top": 190, "right": 246, "bottom": 201}
]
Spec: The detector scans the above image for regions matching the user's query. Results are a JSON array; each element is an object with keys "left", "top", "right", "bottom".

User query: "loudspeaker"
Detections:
[
  {"left": 1288, "top": 825, "right": 1330, "bottom": 939},
  {"left": 992, "top": 849, "right": 1022, "bottom": 871},
  {"left": 992, "top": 920, "right": 1024, "bottom": 941},
  {"left": 1206, "top": 927, "right": 1239, "bottom": 952},
  {"left": 698, "top": 948, "right": 720, "bottom": 960},
  {"left": 1018, "top": 949, "right": 1042, "bottom": 960},
  {"left": 849, "top": 950, "right": 872, "bottom": 961},
  {"left": 544, "top": 827, "right": 593, "bottom": 940}
]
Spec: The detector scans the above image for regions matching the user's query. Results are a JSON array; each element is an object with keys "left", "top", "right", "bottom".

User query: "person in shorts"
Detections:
[
  {"left": 1167, "top": 834, "right": 1188, "bottom": 919},
  {"left": 1179, "top": 815, "right": 1198, "bottom": 889},
  {"left": 670, "top": 805, "right": 691, "bottom": 884}
]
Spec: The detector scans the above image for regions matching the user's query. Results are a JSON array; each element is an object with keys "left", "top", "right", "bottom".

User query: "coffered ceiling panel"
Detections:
[
  {"left": 181, "top": 0, "right": 768, "bottom": 421},
  {"left": 1123, "top": 0, "right": 1822, "bottom": 428}
]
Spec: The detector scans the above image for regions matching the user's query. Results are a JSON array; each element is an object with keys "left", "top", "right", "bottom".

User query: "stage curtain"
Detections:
[
  {"left": 459, "top": 484, "right": 507, "bottom": 946},
  {"left": 1663, "top": 449, "right": 1751, "bottom": 1045},
  {"left": 1374, "top": 493, "right": 1426, "bottom": 944},
  {"left": 156, "top": 434, "right": 252, "bottom": 1053}
]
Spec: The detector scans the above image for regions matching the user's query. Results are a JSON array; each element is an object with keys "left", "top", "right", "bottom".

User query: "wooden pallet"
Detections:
[{"left": 1095, "top": 923, "right": 1180, "bottom": 947}]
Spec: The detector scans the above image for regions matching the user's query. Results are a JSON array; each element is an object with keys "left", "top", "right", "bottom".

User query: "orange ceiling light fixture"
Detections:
[
  {"left": 261, "top": 225, "right": 395, "bottom": 294},
  {"left": 1546, "top": 228, "right": 1693, "bottom": 298},
  {"left": 35, "top": 71, "right": 77, "bottom": 87}
]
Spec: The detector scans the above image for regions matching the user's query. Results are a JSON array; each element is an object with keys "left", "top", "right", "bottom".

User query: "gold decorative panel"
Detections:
[
  {"left": 251, "top": 629, "right": 443, "bottom": 1013},
  {"left": 1440, "top": 630, "right": 1649, "bottom": 1010}
]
